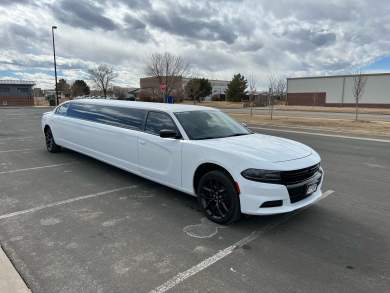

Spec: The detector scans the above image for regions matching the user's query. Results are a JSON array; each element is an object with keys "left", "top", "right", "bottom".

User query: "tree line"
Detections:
[{"left": 56, "top": 53, "right": 288, "bottom": 104}]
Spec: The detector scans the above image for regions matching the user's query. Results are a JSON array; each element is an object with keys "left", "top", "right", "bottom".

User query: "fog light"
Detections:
[{"left": 260, "top": 200, "right": 283, "bottom": 208}]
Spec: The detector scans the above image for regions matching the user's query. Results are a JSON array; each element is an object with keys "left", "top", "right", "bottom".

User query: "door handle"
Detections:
[{"left": 139, "top": 140, "right": 146, "bottom": 145}]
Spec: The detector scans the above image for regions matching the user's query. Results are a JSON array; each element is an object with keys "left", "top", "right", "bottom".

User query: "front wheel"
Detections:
[
  {"left": 45, "top": 127, "right": 61, "bottom": 153},
  {"left": 197, "top": 170, "right": 241, "bottom": 224}
]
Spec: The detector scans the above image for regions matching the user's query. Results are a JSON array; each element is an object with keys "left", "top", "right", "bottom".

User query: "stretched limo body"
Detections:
[{"left": 42, "top": 99, "right": 323, "bottom": 224}]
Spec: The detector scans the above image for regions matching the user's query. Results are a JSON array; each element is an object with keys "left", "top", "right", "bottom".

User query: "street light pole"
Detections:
[{"left": 51, "top": 26, "right": 59, "bottom": 106}]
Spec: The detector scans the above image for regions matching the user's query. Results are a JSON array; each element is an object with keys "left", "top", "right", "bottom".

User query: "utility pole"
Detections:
[{"left": 51, "top": 26, "right": 59, "bottom": 105}]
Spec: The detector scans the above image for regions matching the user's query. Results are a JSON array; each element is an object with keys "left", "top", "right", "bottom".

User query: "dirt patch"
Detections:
[
  {"left": 274, "top": 105, "right": 390, "bottom": 115},
  {"left": 182, "top": 100, "right": 244, "bottom": 109},
  {"left": 182, "top": 101, "right": 390, "bottom": 115},
  {"left": 229, "top": 113, "right": 390, "bottom": 138}
]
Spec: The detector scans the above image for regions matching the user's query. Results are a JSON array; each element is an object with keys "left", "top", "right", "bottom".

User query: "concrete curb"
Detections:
[{"left": 0, "top": 245, "right": 31, "bottom": 293}]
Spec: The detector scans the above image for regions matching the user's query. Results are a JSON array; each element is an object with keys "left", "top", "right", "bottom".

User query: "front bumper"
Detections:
[{"left": 238, "top": 167, "right": 324, "bottom": 215}]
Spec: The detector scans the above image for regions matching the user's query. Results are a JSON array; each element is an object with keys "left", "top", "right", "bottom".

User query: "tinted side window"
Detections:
[
  {"left": 94, "top": 106, "right": 146, "bottom": 130},
  {"left": 67, "top": 103, "right": 97, "bottom": 121},
  {"left": 55, "top": 103, "right": 69, "bottom": 115},
  {"left": 145, "top": 112, "right": 177, "bottom": 135},
  {"left": 67, "top": 103, "right": 146, "bottom": 130}
]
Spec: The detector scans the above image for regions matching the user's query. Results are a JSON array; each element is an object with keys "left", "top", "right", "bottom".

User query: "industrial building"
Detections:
[
  {"left": 0, "top": 80, "right": 35, "bottom": 106},
  {"left": 287, "top": 73, "right": 390, "bottom": 108}
]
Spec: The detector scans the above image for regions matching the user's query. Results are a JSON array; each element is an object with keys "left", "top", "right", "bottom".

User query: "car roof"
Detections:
[{"left": 69, "top": 99, "right": 216, "bottom": 113}]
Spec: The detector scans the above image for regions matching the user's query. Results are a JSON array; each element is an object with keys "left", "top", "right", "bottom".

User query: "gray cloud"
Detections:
[
  {"left": 52, "top": 0, "right": 118, "bottom": 31},
  {"left": 146, "top": 11, "right": 238, "bottom": 44},
  {"left": 1, "top": 0, "right": 390, "bottom": 89},
  {"left": 118, "top": 0, "right": 151, "bottom": 9},
  {"left": 121, "top": 14, "right": 152, "bottom": 43},
  {"left": 0, "top": 22, "right": 49, "bottom": 54},
  {"left": 282, "top": 27, "right": 336, "bottom": 48},
  {"left": 262, "top": 1, "right": 359, "bottom": 22},
  {"left": 0, "top": 0, "right": 31, "bottom": 5}
]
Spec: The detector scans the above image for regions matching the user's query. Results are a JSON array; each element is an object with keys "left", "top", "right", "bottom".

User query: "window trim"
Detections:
[{"left": 144, "top": 110, "right": 182, "bottom": 138}]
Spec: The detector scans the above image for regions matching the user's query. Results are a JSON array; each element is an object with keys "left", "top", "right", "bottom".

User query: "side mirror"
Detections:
[
  {"left": 159, "top": 129, "right": 180, "bottom": 139},
  {"left": 241, "top": 122, "right": 248, "bottom": 128}
]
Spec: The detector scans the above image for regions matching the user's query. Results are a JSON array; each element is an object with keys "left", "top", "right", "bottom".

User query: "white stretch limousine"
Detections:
[{"left": 42, "top": 99, "right": 324, "bottom": 224}]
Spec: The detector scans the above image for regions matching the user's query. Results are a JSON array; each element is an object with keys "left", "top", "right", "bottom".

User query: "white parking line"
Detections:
[
  {"left": 0, "top": 185, "right": 137, "bottom": 220},
  {"left": 149, "top": 231, "right": 259, "bottom": 293},
  {"left": 150, "top": 189, "right": 336, "bottom": 293},
  {"left": 0, "top": 162, "right": 73, "bottom": 175},
  {"left": 0, "top": 148, "right": 38, "bottom": 154},
  {"left": 318, "top": 189, "right": 335, "bottom": 201},
  {"left": 250, "top": 126, "right": 390, "bottom": 143}
]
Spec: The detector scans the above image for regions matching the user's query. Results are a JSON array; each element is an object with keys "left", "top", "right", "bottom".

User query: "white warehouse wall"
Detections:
[{"left": 288, "top": 73, "right": 390, "bottom": 105}]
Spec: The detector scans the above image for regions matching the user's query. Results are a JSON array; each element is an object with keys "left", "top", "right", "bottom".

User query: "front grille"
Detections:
[
  {"left": 288, "top": 185, "right": 313, "bottom": 203},
  {"left": 281, "top": 164, "right": 322, "bottom": 204},
  {"left": 281, "top": 164, "right": 320, "bottom": 185}
]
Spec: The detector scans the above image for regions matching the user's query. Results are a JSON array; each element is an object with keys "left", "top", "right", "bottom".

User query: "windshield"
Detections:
[{"left": 174, "top": 110, "right": 251, "bottom": 140}]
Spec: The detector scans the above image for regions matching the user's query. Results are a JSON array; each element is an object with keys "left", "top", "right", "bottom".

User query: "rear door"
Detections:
[
  {"left": 138, "top": 111, "right": 182, "bottom": 187},
  {"left": 65, "top": 103, "right": 145, "bottom": 173}
]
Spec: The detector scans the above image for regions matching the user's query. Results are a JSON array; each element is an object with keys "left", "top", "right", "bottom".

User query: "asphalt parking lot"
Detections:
[{"left": 0, "top": 107, "right": 389, "bottom": 293}]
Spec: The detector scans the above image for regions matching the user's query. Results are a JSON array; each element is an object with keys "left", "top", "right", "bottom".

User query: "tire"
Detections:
[
  {"left": 45, "top": 127, "right": 61, "bottom": 153},
  {"left": 197, "top": 170, "right": 241, "bottom": 224}
]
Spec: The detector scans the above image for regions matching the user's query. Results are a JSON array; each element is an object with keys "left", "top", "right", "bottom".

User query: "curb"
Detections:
[{"left": 0, "top": 245, "right": 31, "bottom": 293}]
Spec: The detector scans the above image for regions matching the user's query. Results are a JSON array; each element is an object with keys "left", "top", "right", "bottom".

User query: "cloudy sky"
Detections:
[{"left": 0, "top": 0, "right": 390, "bottom": 89}]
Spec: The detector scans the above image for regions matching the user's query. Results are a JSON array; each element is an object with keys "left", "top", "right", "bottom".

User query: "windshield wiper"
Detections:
[
  {"left": 195, "top": 136, "right": 225, "bottom": 140},
  {"left": 226, "top": 133, "right": 251, "bottom": 137},
  {"left": 195, "top": 133, "right": 251, "bottom": 140}
]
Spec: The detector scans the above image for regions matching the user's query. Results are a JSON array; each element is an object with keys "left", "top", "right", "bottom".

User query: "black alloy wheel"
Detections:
[
  {"left": 45, "top": 127, "right": 61, "bottom": 153},
  {"left": 197, "top": 170, "right": 241, "bottom": 224}
]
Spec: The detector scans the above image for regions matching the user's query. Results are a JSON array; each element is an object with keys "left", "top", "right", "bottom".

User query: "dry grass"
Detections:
[
  {"left": 182, "top": 100, "right": 244, "bottom": 109},
  {"left": 274, "top": 105, "right": 390, "bottom": 115},
  {"left": 182, "top": 100, "right": 390, "bottom": 115},
  {"left": 229, "top": 113, "right": 390, "bottom": 138}
]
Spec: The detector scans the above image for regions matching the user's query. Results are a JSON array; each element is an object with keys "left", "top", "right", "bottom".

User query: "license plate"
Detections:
[{"left": 306, "top": 183, "right": 318, "bottom": 195}]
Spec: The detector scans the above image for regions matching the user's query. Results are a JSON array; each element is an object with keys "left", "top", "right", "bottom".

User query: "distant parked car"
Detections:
[{"left": 42, "top": 99, "right": 324, "bottom": 224}]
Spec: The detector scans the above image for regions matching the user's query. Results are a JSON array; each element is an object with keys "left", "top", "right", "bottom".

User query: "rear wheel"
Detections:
[
  {"left": 197, "top": 170, "right": 241, "bottom": 224},
  {"left": 45, "top": 127, "right": 61, "bottom": 153}
]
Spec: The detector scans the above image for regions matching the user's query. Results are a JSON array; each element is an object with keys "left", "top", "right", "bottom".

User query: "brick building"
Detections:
[
  {"left": 0, "top": 80, "right": 35, "bottom": 106},
  {"left": 139, "top": 76, "right": 184, "bottom": 102}
]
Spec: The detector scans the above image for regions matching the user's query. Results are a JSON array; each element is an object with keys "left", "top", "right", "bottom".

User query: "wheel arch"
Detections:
[
  {"left": 44, "top": 124, "right": 51, "bottom": 133},
  {"left": 193, "top": 162, "right": 238, "bottom": 195}
]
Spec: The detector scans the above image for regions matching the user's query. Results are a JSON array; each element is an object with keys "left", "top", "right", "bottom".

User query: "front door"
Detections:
[{"left": 138, "top": 111, "right": 182, "bottom": 187}]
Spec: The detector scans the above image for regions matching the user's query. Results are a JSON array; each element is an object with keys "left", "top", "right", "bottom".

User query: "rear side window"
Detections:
[
  {"left": 67, "top": 103, "right": 146, "bottom": 130},
  {"left": 95, "top": 106, "right": 146, "bottom": 130},
  {"left": 55, "top": 103, "right": 69, "bottom": 115},
  {"left": 67, "top": 103, "right": 97, "bottom": 121},
  {"left": 145, "top": 112, "right": 177, "bottom": 135}
]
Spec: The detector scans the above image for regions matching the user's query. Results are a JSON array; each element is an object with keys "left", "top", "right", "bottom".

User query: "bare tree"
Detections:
[
  {"left": 276, "top": 78, "right": 287, "bottom": 103},
  {"left": 267, "top": 74, "right": 287, "bottom": 119},
  {"left": 248, "top": 73, "right": 256, "bottom": 118},
  {"left": 352, "top": 71, "right": 367, "bottom": 121},
  {"left": 267, "top": 74, "right": 277, "bottom": 120},
  {"left": 88, "top": 64, "right": 117, "bottom": 98},
  {"left": 145, "top": 52, "right": 189, "bottom": 100}
]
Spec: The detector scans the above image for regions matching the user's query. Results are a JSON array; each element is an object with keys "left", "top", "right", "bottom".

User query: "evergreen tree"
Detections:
[
  {"left": 225, "top": 74, "right": 248, "bottom": 102},
  {"left": 71, "top": 80, "right": 90, "bottom": 97}
]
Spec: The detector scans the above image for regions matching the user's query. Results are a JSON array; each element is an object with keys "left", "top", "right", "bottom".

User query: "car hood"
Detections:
[{"left": 195, "top": 133, "right": 313, "bottom": 163}]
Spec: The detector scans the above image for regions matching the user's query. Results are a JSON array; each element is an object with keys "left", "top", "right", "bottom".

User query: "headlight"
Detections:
[{"left": 241, "top": 169, "right": 282, "bottom": 184}]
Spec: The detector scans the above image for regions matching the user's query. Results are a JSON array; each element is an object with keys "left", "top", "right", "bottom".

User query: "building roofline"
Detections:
[
  {"left": 287, "top": 72, "right": 390, "bottom": 80},
  {"left": 140, "top": 76, "right": 229, "bottom": 83},
  {"left": 0, "top": 80, "right": 35, "bottom": 85}
]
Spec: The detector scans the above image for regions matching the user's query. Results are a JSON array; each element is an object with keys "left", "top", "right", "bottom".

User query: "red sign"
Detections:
[{"left": 160, "top": 83, "right": 167, "bottom": 91}]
